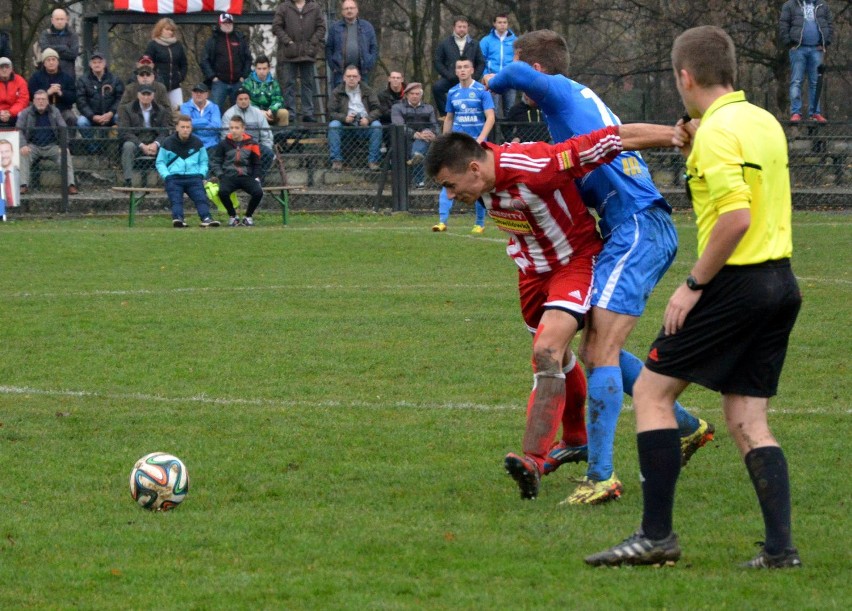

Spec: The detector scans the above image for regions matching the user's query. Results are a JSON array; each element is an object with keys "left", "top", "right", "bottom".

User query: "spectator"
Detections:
[
  {"left": 273, "top": 0, "right": 326, "bottom": 123},
  {"left": 144, "top": 18, "right": 188, "bottom": 110},
  {"left": 479, "top": 13, "right": 517, "bottom": 117},
  {"left": 779, "top": 0, "right": 833, "bottom": 123},
  {"left": 17, "top": 90, "right": 77, "bottom": 195},
  {"left": 221, "top": 88, "right": 274, "bottom": 177},
  {"left": 209, "top": 115, "right": 264, "bottom": 227},
  {"left": 243, "top": 55, "right": 289, "bottom": 126},
  {"left": 29, "top": 48, "right": 77, "bottom": 127},
  {"left": 504, "top": 94, "right": 549, "bottom": 143},
  {"left": 0, "top": 30, "right": 10, "bottom": 62},
  {"left": 325, "top": 0, "right": 378, "bottom": 89},
  {"left": 117, "top": 85, "right": 174, "bottom": 187},
  {"left": 179, "top": 83, "right": 221, "bottom": 150},
  {"left": 156, "top": 114, "right": 220, "bottom": 228},
  {"left": 76, "top": 51, "right": 123, "bottom": 150},
  {"left": 0, "top": 138, "right": 21, "bottom": 214},
  {"left": 432, "top": 17, "right": 485, "bottom": 116},
  {"left": 200, "top": 13, "right": 252, "bottom": 113},
  {"left": 327, "top": 65, "right": 382, "bottom": 171},
  {"left": 121, "top": 63, "right": 170, "bottom": 111},
  {"left": 0, "top": 57, "right": 30, "bottom": 129},
  {"left": 377, "top": 71, "right": 405, "bottom": 125},
  {"left": 38, "top": 8, "right": 79, "bottom": 78},
  {"left": 390, "top": 82, "right": 437, "bottom": 188},
  {"left": 132, "top": 54, "right": 156, "bottom": 80}
]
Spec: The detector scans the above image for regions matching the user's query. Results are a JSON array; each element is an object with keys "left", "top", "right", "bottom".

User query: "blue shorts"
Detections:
[{"left": 591, "top": 206, "right": 677, "bottom": 316}]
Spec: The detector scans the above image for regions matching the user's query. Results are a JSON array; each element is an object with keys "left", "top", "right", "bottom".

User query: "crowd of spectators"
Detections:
[{"left": 0, "top": 2, "right": 831, "bottom": 207}]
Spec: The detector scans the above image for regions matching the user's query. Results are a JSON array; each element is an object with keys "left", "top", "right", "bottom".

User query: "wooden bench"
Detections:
[
  {"left": 111, "top": 187, "right": 163, "bottom": 227},
  {"left": 111, "top": 185, "right": 302, "bottom": 227}
]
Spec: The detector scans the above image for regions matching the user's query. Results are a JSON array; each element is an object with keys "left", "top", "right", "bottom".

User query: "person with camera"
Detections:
[{"left": 327, "top": 65, "right": 382, "bottom": 171}]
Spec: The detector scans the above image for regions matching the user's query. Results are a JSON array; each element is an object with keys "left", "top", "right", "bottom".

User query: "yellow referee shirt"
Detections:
[{"left": 685, "top": 90, "right": 793, "bottom": 264}]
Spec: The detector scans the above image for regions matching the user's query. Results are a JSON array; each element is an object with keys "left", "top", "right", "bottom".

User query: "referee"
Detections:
[{"left": 585, "top": 25, "right": 802, "bottom": 568}]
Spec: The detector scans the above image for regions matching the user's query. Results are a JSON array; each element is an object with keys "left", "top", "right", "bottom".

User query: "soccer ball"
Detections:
[{"left": 129, "top": 452, "right": 189, "bottom": 511}]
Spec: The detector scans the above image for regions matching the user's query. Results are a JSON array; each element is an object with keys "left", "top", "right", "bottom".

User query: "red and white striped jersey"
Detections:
[{"left": 484, "top": 126, "right": 623, "bottom": 274}]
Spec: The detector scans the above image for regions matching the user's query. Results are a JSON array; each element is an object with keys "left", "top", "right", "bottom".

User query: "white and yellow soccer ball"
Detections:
[{"left": 129, "top": 452, "right": 189, "bottom": 511}]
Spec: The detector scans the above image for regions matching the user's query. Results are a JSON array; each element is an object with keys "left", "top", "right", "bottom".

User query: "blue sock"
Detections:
[
  {"left": 474, "top": 198, "right": 486, "bottom": 227},
  {"left": 586, "top": 366, "right": 623, "bottom": 481},
  {"left": 438, "top": 188, "right": 453, "bottom": 224},
  {"left": 619, "top": 349, "right": 700, "bottom": 436}
]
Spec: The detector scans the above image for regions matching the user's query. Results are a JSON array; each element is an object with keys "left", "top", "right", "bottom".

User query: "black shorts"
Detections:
[{"left": 644, "top": 260, "right": 801, "bottom": 397}]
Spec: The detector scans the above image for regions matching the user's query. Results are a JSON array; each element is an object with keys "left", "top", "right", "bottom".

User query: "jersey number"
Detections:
[{"left": 580, "top": 88, "right": 619, "bottom": 127}]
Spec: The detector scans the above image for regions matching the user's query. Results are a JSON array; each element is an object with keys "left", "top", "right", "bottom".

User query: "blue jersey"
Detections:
[
  {"left": 490, "top": 62, "right": 670, "bottom": 237},
  {"left": 446, "top": 80, "right": 495, "bottom": 139}
]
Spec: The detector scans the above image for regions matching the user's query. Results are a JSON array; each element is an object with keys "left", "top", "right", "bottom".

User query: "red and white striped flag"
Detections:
[{"left": 113, "top": 1, "right": 244, "bottom": 13}]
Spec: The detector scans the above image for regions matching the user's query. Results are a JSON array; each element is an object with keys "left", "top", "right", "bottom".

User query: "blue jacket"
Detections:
[
  {"left": 325, "top": 19, "right": 378, "bottom": 83},
  {"left": 179, "top": 99, "right": 222, "bottom": 149},
  {"left": 156, "top": 133, "right": 209, "bottom": 179},
  {"left": 479, "top": 28, "right": 517, "bottom": 74}
]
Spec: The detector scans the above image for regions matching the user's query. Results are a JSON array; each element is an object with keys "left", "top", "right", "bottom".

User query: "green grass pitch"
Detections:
[{"left": 0, "top": 211, "right": 849, "bottom": 608}]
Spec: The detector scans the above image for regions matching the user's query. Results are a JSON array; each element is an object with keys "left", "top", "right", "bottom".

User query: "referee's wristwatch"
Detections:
[{"left": 685, "top": 274, "right": 707, "bottom": 291}]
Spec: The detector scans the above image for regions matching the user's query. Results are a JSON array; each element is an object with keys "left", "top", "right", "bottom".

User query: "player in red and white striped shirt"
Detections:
[{"left": 425, "top": 123, "right": 676, "bottom": 500}]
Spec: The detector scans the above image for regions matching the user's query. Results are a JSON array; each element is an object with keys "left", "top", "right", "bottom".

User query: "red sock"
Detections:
[
  {"left": 561, "top": 362, "right": 588, "bottom": 447},
  {"left": 523, "top": 382, "right": 565, "bottom": 470}
]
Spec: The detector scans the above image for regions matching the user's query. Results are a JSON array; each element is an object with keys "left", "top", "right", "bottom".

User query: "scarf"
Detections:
[{"left": 155, "top": 36, "right": 178, "bottom": 46}]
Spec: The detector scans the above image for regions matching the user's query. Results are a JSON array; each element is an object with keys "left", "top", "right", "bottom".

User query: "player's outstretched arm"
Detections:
[{"left": 618, "top": 123, "right": 678, "bottom": 151}]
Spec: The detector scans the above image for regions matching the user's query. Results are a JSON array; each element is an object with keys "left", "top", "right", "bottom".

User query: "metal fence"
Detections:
[{"left": 8, "top": 120, "right": 851, "bottom": 213}]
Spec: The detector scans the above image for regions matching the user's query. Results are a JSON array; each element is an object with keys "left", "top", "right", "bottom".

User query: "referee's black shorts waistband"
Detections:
[{"left": 721, "top": 258, "right": 791, "bottom": 272}]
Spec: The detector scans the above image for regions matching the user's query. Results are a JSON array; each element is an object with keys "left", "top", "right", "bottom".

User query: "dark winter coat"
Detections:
[
  {"left": 272, "top": 0, "right": 327, "bottom": 63},
  {"left": 117, "top": 99, "right": 174, "bottom": 147},
  {"left": 0, "top": 31, "right": 11, "bottom": 61},
  {"left": 200, "top": 27, "right": 252, "bottom": 85},
  {"left": 327, "top": 82, "right": 381, "bottom": 123},
  {"left": 779, "top": 0, "right": 834, "bottom": 48},
  {"left": 38, "top": 26, "right": 80, "bottom": 77},
  {"left": 28, "top": 68, "right": 77, "bottom": 112},
  {"left": 377, "top": 83, "right": 405, "bottom": 125},
  {"left": 144, "top": 39, "right": 188, "bottom": 91},
  {"left": 76, "top": 69, "right": 124, "bottom": 120},
  {"left": 209, "top": 133, "right": 262, "bottom": 180},
  {"left": 433, "top": 34, "right": 485, "bottom": 82}
]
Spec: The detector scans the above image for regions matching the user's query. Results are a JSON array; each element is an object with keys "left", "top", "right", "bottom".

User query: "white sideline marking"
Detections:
[
  {"left": 1, "top": 283, "right": 508, "bottom": 299},
  {"left": 0, "top": 385, "right": 847, "bottom": 415}
]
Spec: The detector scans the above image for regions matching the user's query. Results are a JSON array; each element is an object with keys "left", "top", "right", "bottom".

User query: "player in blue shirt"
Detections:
[
  {"left": 433, "top": 58, "right": 495, "bottom": 235},
  {"left": 485, "top": 30, "right": 714, "bottom": 505}
]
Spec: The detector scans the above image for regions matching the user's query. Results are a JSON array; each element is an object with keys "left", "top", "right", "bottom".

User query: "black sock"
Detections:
[
  {"left": 638, "top": 429, "right": 681, "bottom": 540},
  {"left": 744, "top": 446, "right": 793, "bottom": 555}
]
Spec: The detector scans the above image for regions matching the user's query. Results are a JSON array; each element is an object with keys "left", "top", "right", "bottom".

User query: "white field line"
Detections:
[
  {"left": 3, "top": 272, "right": 847, "bottom": 300},
  {"left": 1, "top": 283, "right": 508, "bottom": 299},
  {"left": 0, "top": 385, "right": 847, "bottom": 415}
]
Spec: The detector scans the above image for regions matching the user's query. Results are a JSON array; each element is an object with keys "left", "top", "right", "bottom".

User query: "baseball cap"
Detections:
[
  {"left": 41, "top": 48, "right": 60, "bottom": 61},
  {"left": 192, "top": 83, "right": 209, "bottom": 92},
  {"left": 0, "top": 57, "right": 12, "bottom": 67},
  {"left": 90, "top": 50, "right": 105, "bottom": 60},
  {"left": 138, "top": 85, "right": 155, "bottom": 94},
  {"left": 219, "top": 13, "right": 234, "bottom": 24}
]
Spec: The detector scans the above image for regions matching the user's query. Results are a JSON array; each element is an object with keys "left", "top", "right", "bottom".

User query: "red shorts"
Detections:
[{"left": 518, "top": 255, "right": 595, "bottom": 332}]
